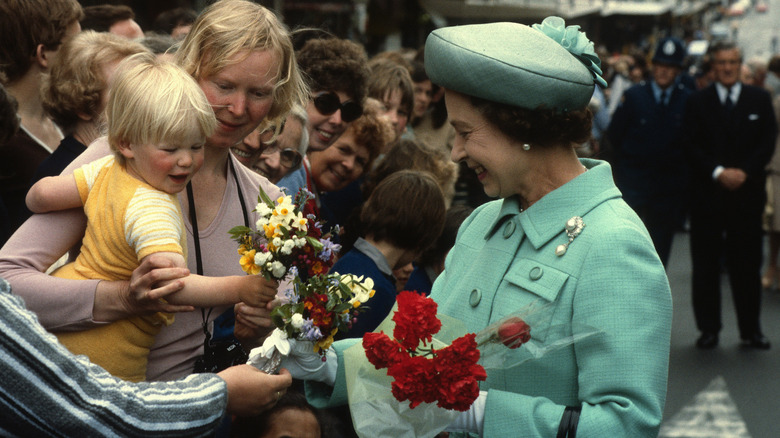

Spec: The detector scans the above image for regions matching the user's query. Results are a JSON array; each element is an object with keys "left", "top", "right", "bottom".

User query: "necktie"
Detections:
[{"left": 724, "top": 91, "right": 734, "bottom": 112}]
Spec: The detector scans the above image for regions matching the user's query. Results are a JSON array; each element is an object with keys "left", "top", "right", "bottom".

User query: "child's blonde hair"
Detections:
[{"left": 106, "top": 52, "right": 216, "bottom": 163}]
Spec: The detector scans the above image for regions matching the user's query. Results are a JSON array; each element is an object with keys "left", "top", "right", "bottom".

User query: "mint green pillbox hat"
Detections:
[{"left": 424, "top": 17, "right": 607, "bottom": 112}]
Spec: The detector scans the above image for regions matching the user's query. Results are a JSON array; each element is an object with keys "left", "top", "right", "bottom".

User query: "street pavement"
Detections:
[{"left": 659, "top": 232, "right": 780, "bottom": 438}]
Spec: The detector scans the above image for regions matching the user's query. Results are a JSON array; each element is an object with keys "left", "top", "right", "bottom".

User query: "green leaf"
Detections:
[
  {"left": 306, "top": 236, "right": 324, "bottom": 251},
  {"left": 228, "top": 225, "right": 252, "bottom": 240},
  {"left": 258, "top": 184, "right": 276, "bottom": 209}
]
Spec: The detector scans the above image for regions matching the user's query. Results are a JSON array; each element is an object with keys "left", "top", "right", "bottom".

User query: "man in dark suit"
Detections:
[
  {"left": 608, "top": 37, "right": 692, "bottom": 267},
  {"left": 683, "top": 40, "right": 778, "bottom": 350}
]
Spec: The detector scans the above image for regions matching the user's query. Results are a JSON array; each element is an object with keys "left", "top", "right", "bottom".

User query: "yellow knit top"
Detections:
[{"left": 53, "top": 155, "right": 183, "bottom": 382}]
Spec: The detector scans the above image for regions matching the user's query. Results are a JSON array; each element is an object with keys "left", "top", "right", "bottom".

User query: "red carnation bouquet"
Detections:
[
  {"left": 344, "top": 292, "right": 599, "bottom": 437},
  {"left": 363, "top": 291, "right": 486, "bottom": 411}
]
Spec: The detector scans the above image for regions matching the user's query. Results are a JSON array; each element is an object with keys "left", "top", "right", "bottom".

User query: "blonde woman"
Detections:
[{"left": 0, "top": 0, "right": 307, "bottom": 388}]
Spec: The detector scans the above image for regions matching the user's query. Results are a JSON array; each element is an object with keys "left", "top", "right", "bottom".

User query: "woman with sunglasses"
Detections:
[
  {"left": 276, "top": 37, "right": 370, "bottom": 196},
  {"left": 251, "top": 104, "right": 308, "bottom": 184},
  {"left": 0, "top": 0, "right": 307, "bottom": 383}
]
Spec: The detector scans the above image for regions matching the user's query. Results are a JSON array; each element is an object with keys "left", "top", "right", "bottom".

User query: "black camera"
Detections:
[{"left": 193, "top": 336, "right": 248, "bottom": 373}]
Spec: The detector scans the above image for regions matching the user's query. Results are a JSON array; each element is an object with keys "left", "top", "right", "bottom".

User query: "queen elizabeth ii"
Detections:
[{"left": 281, "top": 17, "right": 672, "bottom": 437}]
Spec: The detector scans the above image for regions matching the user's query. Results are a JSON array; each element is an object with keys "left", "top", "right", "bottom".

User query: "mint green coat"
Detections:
[{"left": 308, "top": 159, "right": 672, "bottom": 437}]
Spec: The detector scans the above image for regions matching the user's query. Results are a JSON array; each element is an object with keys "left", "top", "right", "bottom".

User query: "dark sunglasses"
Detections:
[
  {"left": 313, "top": 91, "right": 363, "bottom": 122},
  {"left": 279, "top": 148, "right": 302, "bottom": 169}
]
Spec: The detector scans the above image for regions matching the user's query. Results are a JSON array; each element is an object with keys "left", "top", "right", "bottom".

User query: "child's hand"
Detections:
[{"left": 239, "top": 276, "right": 279, "bottom": 308}]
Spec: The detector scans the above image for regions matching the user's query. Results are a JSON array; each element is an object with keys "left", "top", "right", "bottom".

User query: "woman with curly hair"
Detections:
[{"left": 276, "top": 36, "right": 370, "bottom": 195}]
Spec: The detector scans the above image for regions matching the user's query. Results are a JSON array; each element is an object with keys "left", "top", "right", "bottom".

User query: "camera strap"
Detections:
[{"left": 186, "top": 158, "right": 249, "bottom": 340}]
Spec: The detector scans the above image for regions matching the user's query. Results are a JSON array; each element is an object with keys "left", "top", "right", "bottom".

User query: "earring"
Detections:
[{"left": 522, "top": 143, "right": 531, "bottom": 151}]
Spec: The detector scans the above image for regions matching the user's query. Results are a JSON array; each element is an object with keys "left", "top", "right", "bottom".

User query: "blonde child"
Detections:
[{"left": 26, "top": 52, "right": 272, "bottom": 381}]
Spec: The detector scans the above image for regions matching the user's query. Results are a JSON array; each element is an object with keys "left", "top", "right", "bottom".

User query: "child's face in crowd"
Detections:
[
  {"left": 306, "top": 90, "right": 352, "bottom": 152},
  {"left": 259, "top": 408, "right": 321, "bottom": 438},
  {"left": 198, "top": 49, "right": 279, "bottom": 150},
  {"left": 379, "top": 88, "right": 408, "bottom": 135},
  {"left": 309, "top": 129, "right": 369, "bottom": 193},
  {"left": 120, "top": 137, "right": 205, "bottom": 194},
  {"left": 413, "top": 79, "right": 433, "bottom": 119}
]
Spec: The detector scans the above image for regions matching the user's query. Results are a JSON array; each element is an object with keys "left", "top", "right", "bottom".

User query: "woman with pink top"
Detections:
[{"left": 0, "top": 0, "right": 307, "bottom": 383}]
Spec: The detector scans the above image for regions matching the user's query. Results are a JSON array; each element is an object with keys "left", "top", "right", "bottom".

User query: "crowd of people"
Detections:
[{"left": 0, "top": 0, "right": 776, "bottom": 436}]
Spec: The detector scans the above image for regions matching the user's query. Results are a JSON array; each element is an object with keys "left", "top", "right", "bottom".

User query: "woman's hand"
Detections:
[
  {"left": 233, "top": 301, "right": 275, "bottom": 349},
  {"left": 217, "top": 365, "right": 292, "bottom": 416},
  {"left": 93, "top": 254, "right": 192, "bottom": 322}
]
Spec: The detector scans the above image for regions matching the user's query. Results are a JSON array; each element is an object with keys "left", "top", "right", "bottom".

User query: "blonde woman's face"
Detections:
[{"left": 198, "top": 49, "right": 279, "bottom": 149}]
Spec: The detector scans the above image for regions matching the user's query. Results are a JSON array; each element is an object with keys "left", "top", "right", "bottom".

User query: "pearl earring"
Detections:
[{"left": 522, "top": 143, "right": 531, "bottom": 151}]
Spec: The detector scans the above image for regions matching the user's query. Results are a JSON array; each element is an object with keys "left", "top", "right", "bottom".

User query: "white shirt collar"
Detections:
[{"left": 716, "top": 82, "right": 742, "bottom": 104}]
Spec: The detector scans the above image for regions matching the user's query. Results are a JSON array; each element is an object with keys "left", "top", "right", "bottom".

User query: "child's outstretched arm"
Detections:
[
  {"left": 145, "top": 252, "right": 277, "bottom": 309},
  {"left": 26, "top": 175, "right": 82, "bottom": 213}
]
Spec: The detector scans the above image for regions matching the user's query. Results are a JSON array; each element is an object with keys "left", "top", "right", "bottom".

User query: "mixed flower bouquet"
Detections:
[
  {"left": 235, "top": 186, "right": 375, "bottom": 373},
  {"left": 229, "top": 187, "right": 339, "bottom": 282},
  {"left": 344, "top": 292, "right": 600, "bottom": 437},
  {"left": 248, "top": 271, "right": 375, "bottom": 373}
]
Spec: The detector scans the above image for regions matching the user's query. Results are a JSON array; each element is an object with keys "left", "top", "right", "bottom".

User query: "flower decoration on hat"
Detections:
[{"left": 532, "top": 16, "right": 608, "bottom": 89}]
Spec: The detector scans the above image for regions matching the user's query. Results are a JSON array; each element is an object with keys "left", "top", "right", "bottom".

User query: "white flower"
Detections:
[
  {"left": 294, "top": 237, "right": 307, "bottom": 248},
  {"left": 270, "top": 261, "right": 286, "bottom": 278},
  {"left": 256, "top": 203, "right": 273, "bottom": 218},
  {"left": 254, "top": 251, "right": 272, "bottom": 266},
  {"left": 281, "top": 239, "right": 295, "bottom": 255},
  {"left": 255, "top": 217, "right": 269, "bottom": 229},
  {"left": 342, "top": 274, "right": 375, "bottom": 306},
  {"left": 291, "top": 313, "right": 304, "bottom": 329},
  {"left": 272, "top": 237, "right": 283, "bottom": 248}
]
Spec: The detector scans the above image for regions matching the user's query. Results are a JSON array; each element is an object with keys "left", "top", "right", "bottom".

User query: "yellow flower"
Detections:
[
  {"left": 239, "top": 249, "right": 260, "bottom": 275},
  {"left": 315, "top": 328, "right": 338, "bottom": 353},
  {"left": 237, "top": 244, "right": 249, "bottom": 255}
]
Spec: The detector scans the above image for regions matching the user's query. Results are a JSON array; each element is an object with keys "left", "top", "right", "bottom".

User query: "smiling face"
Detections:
[
  {"left": 446, "top": 90, "right": 526, "bottom": 199},
  {"left": 253, "top": 116, "right": 303, "bottom": 183},
  {"left": 308, "top": 129, "right": 369, "bottom": 193},
  {"left": 198, "top": 49, "right": 279, "bottom": 150},
  {"left": 305, "top": 90, "right": 353, "bottom": 152},
  {"left": 120, "top": 136, "right": 205, "bottom": 194}
]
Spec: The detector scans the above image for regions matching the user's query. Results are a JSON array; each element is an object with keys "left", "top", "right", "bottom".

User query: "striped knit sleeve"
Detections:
[
  {"left": 74, "top": 155, "right": 115, "bottom": 205},
  {"left": 0, "top": 278, "right": 227, "bottom": 437},
  {"left": 124, "top": 187, "right": 184, "bottom": 261}
]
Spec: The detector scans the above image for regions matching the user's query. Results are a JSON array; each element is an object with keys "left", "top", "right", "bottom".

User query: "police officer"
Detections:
[{"left": 608, "top": 37, "right": 692, "bottom": 267}]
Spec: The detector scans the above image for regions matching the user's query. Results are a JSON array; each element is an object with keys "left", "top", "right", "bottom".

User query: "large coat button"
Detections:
[
  {"left": 503, "top": 220, "right": 515, "bottom": 238},
  {"left": 529, "top": 267, "right": 543, "bottom": 280},
  {"left": 469, "top": 289, "right": 482, "bottom": 307}
]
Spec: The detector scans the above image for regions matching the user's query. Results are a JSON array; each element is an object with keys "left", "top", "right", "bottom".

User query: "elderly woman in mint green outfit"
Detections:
[{"left": 282, "top": 17, "right": 672, "bottom": 437}]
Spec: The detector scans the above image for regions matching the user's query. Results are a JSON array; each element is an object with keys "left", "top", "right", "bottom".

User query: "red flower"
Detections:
[
  {"left": 364, "top": 332, "right": 406, "bottom": 369},
  {"left": 434, "top": 334, "right": 486, "bottom": 411},
  {"left": 497, "top": 317, "right": 531, "bottom": 349},
  {"left": 393, "top": 291, "right": 441, "bottom": 350},
  {"left": 387, "top": 356, "right": 438, "bottom": 408},
  {"left": 362, "top": 293, "right": 486, "bottom": 412}
]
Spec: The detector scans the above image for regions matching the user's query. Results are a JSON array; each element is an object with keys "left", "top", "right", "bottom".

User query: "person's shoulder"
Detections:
[
  {"left": 742, "top": 84, "right": 773, "bottom": 101},
  {"left": 276, "top": 166, "right": 306, "bottom": 195}
]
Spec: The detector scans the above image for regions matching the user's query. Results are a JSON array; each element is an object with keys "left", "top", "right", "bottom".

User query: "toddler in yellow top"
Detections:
[{"left": 26, "top": 53, "right": 269, "bottom": 381}]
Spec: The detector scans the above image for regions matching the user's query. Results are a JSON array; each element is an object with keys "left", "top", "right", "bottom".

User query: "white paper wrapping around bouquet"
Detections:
[
  {"left": 344, "top": 304, "right": 467, "bottom": 438},
  {"left": 247, "top": 328, "right": 291, "bottom": 368}
]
